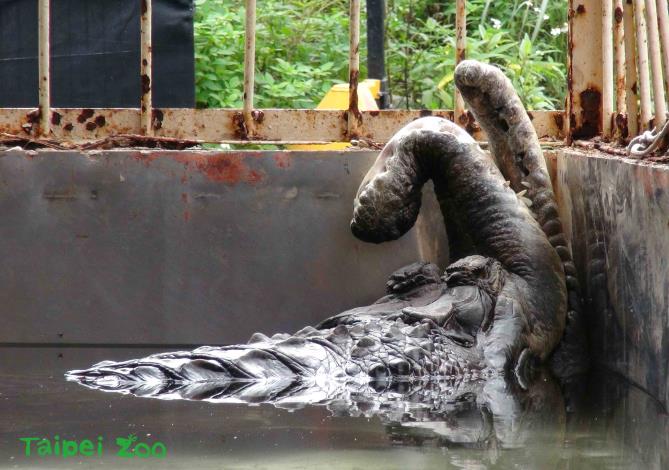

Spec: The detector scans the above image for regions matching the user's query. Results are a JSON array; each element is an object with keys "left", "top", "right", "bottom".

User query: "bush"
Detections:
[
  {"left": 195, "top": 0, "right": 361, "bottom": 108},
  {"left": 194, "top": 0, "right": 568, "bottom": 110}
]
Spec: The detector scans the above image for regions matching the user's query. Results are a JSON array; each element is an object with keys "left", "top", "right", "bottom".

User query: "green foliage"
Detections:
[
  {"left": 194, "top": 0, "right": 361, "bottom": 108},
  {"left": 385, "top": 0, "right": 567, "bottom": 110},
  {"left": 194, "top": 0, "right": 568, "bottom": 110}
]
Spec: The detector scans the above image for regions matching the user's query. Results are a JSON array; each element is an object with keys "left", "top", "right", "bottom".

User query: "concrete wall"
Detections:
[{"left": 551, "top": 149, "right": 669, "bottom": 405}]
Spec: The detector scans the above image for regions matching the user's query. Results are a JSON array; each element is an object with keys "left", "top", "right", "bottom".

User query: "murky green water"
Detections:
[{"left": 1, "top": 347, "right": 667, "bottom": 469}]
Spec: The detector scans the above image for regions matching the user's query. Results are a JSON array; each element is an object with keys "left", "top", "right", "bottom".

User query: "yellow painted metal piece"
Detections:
[{"left": 289, "top": 79, "right": 380, "bottom": 150}]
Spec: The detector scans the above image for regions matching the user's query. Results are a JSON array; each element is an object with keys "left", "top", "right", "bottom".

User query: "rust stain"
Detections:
[
  {"left": 51, "top": 111, "right": 62, "bottom": 126},
  {"left": 614, "top": 6, "right": 623, "bottom": 23},
  {"left": 85, "top": 122, "right": 97, "bottom": 131},
  {"left": 63, "top": 123, "right": 74, "bottom": 132},
  {"left": 247, "top": 170, "right": 264, "bottom": 184},
  {"left": 26, "top": 109, "right": 41, "bottom": 124},
  {"left": 419, "top": 109, "right": 433, "bottom": 117},
  {"left": 615, "top": 113, "right": 629, "bottom": 140},
  {"left": 273, "top": 153, "right": 292, "bottom": 169},
  {"left": 77, "top": 109, "right": 95, "bottom": 123},
  {"left": 572, "top": 87, "right": 602, "bottom": 139},
  {"left": 348, "top": 69, "right": 362, "bottom": 120},
  {"left": 133, "top": 152, "right": 266, "bottom": 185},
  {"left": 94, "top": 115, "right": 106, "bottom": 127},
  {"left": 553, "top": 113, "right": 565, "bottom": 133},
  {"left": 252, "top": 109, "right": 265, "bottom": 124},
  {"left": 152, "top": 109, "right": 164, "bottom": 130},
  {"left": 576, "top": 4, "right": 585, "bottom": 14},
  {"left": 232, "top": 112, "right": 247, "bottom": 140},
  {"left": 141, "top": 74, "right": 151, "bottom": 95}
]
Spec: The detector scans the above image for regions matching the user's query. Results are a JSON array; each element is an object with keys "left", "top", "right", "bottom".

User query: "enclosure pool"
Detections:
[
  {"left": 1, "top": 346, "right": 667, "bottom": 469},
  {"left": 1, "top": 146, "right": 668, "bottom": 468}
]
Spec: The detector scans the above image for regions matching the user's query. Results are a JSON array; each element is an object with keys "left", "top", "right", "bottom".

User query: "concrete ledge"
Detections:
[{"left": 554, "top": 149, "right": 669, "bottom": 405}]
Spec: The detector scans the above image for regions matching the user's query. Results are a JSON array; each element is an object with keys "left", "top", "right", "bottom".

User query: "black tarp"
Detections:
[{"left": 0, "top": 0, "right": 194, "bottom": 107}]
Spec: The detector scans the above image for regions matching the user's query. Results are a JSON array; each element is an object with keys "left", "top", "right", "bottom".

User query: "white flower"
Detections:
[
  {"left": 491, "top": 18, "right": 502, "bottom": 29},
  {"left": 550, "top": 27, "right": 562, "bottom": 36}
]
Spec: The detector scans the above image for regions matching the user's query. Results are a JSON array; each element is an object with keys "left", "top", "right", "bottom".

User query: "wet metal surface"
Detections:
[
  {"left": 1, "top": 347, "right": 668, "bottom": 469},
  {"left": 0, "top": 150, "right": 447, "bottom": 345},
  {"left": 554, "top": 149, "right": 669, "bottom": 406}
]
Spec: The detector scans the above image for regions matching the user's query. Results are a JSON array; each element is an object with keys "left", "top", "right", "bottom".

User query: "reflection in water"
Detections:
[
  {"left": 0, "top": 344, "right": 665, "bottom": 470},
  {"left": 68, "top": 369, "right": 565, "bottom": 460}
]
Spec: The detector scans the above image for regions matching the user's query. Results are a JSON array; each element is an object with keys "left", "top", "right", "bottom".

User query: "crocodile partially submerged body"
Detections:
[{"left": 67, "top": 60, "right": 584, "bottom": 397}]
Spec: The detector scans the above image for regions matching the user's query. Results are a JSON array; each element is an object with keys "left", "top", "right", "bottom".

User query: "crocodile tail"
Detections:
[
  {"left": 66, "top": 332, "right": 344, "bottom": 385},
  {"left": 67, "top": 317, "right": 488, "bottom": 391},
  {"left": 454, "top": 60, "right": 588, "bottom": 373}
]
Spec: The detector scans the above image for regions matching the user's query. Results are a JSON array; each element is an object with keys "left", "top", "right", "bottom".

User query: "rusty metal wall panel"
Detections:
[
  {"left": 0, "top": 150, "right": 448, "bottom": 345},
  {"left": 553, "top": 149, "right": 669, "bottom": 405}
]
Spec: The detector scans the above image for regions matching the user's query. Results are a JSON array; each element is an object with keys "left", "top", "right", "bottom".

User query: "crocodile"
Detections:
[{"left": 67, "top": 60, "right": 581, "bottom": 394}]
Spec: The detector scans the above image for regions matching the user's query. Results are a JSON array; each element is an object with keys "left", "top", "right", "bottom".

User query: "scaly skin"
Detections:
[
  {"left": 453, "top": 60, "right": 586, "bottom": 374},
  {"left": 350, "top": 119, "right": 565, "bottom": 368},
  {"left": 68, "top": 258, "right": 500, "bottom": 386},
  {"left": 67, "top": 60, "right": 569, "bottom": 395}
]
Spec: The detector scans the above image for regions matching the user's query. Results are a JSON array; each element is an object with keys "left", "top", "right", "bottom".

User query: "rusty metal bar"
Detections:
[
  {"left": 624, "top": 0, "right": 640, "bottom": 136},
  {"left": 0, "top": 108, "right": 564, "bottom": 144},
  {"left": 602, "top": 0, "right": 614, "bottom": 137},
  {"left": 243, "top": 0, "right": 257, "bottom": 138},
  {"left": 645, "top": 0, "right": 666, "bottom": 127},
  {"left": 614, "top": 0, "right": 627, "bottom": 139},
  {"left": 454, "top": 0, "right": 466, "bottom": 127},
  {"left": 140, "top": 0, "right": 153, "bottom": 136},
  {"left": 633, "top": 0, "right": 653, "bottom": 129},
  {"left": 38, "top": 0, "right": 51, "bottom": 137},
  {"left": 347, "top": 0, "right": 362, "bottom": 139},
  {"left": 657, "top": 0, "right": 669, "bottom": 95},
  {"left": 567, "top": 0, "right": 604, "bottom": 141}
]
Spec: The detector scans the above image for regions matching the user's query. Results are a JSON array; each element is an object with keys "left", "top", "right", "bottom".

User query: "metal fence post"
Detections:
[
  {"left": 38, "top": 0, "right": 51, "bottom": 137},
  {"left": 348, "top": 0, "right": 362, "bottom": 139},
  {"left": 140, "top": 0, "right": 153, "bottom": 136},
  {"left": 454, "top": 0, "right": 466, "bottom": 126},
  {"left": 568, "top": 0, "right": 604, "bottom": 141},
  {"left": 243, "top": 0, "right": 257, "bottom": 137}
]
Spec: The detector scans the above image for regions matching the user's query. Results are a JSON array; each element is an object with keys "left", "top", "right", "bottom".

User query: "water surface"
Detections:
[{"left": 1, "top": 347, "right": 667, "bottom": 469}]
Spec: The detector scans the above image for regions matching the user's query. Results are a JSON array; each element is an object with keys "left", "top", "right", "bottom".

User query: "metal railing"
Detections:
[
  {"left": 6, "top": 0, "right": 574, "bottom": 146},
  {"left": 571, "top": 0, "right": 669, "bottom": 147}
]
